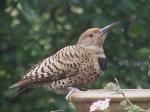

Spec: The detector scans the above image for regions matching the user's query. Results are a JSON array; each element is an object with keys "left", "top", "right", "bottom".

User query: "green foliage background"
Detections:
[{"left": 0, "top": 0, "right": 149, "bottom": 112}]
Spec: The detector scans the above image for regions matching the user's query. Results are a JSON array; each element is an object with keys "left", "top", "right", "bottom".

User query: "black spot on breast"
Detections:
[
  {"left": 94, "top": 71, "right": 97, "bottom": 74},
  {"left": 98, "top": 57, "right": 107, "bottom": 71}
]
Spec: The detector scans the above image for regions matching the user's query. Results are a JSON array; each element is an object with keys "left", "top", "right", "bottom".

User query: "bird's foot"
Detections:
[
  {"left": 79, "top": 87, "right": 87, "bottom": 91},
  {"left": 65, "top": 87, "right": 80, "bottom": 100}
]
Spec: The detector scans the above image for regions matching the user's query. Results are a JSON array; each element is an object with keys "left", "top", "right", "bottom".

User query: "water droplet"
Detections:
[
  {"left": 137, "top": 62, "right": 140, "bottom": 66},
  {"left": 121, "top": 29, "right": 124, "bottom": 32},
  {"left": 128, "top": 41, "right": 134, "bottom": 47}
]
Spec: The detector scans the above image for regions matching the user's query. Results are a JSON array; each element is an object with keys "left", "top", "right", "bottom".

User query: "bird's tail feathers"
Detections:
[
  {"left": 9, "top": 79, "right": 30, "bottom": 89},
  {"left": 9, "top": 82, "right": 21, "bottom": 89},
  {"left": 13, "top": 86, "right": 33, "bottom": 98},
  {"left": 9, "top": 79, "right": 33, "bottom": 98}
]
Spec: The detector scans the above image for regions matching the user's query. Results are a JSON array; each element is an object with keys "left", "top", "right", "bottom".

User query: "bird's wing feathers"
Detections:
[
  {"left": 13, "top": 46, "right": 85, "bottom": 88},
  {"left": 27, "top": 58, "right": 79, "bottom": 84}
]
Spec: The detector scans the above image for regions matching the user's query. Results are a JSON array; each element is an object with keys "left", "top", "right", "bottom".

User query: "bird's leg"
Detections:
[{"left": 65, "top": 87, "right": 80, "bottom": 100}]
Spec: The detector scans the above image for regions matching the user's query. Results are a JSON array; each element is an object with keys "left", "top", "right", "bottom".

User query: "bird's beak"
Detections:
[{"left": 99, "top": 22, "right": 120, "bottom": 35}]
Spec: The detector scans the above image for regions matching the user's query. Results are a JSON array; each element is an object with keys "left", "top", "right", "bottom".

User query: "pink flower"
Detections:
[{"left": 90, "top": 98, "right": 111, "bottom": 112}]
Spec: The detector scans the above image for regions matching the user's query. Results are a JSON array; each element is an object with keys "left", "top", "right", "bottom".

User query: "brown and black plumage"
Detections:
[{"left": 10, "top": 22, "right": 120, "bottom": 98}]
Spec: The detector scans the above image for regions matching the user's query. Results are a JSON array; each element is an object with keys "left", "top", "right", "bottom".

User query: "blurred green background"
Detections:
[{"left": 0, "top": 0, "right": 149, "bottom": 112}]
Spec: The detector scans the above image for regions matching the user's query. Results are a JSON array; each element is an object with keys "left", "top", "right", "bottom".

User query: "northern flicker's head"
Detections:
[{"left": 77, "top": 22, "right": 120, "bottom": 53}]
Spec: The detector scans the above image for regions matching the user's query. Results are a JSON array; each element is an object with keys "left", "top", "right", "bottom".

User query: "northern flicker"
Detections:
[{"left": 10, "top": 22, "right": 120, "bottom": 98}]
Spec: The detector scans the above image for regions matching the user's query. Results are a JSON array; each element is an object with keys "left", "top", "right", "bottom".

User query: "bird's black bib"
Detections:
[{"left": 98, "top": 57, "right": 107, "bottom": 71}]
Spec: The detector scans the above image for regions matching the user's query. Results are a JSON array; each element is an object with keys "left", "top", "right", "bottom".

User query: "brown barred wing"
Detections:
[
  {"left": 27, "top": 58, "right": 80, "bottom": 86},
  {"left": 10, "top": 46, "right": 82, "bottom": 89}
]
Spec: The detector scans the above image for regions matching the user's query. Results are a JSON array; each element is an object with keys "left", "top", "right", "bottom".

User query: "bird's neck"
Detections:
[{"left": 76, "top": 44, "right": 105, "bottom": 57}]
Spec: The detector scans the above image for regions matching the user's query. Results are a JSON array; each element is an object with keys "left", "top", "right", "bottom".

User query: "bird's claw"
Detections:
[
  {"left": 79, "top": 87, "right": 87, "bottom": 91},
  {"left": 65, "top": 87, "right": 80, "bottom": 100}
]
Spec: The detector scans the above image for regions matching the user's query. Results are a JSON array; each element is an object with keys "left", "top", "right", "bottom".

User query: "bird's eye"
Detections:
[{"left": 89, "top": 33, "right": 94, "bottom": 38}]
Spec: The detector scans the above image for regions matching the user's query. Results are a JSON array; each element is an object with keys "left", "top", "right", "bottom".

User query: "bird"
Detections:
[{"left": 9, "top": 22, "right": 120, "bottom": 99}]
